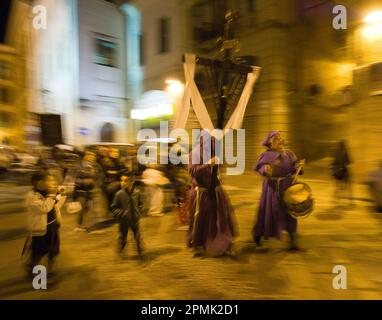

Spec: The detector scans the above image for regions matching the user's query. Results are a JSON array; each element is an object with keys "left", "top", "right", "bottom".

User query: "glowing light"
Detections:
[
  {"left": 362, "top": 10, "right": 382, "bottom": 40},
  {"left": 338, "top": 63, "right": 355, "bottom": 79},
  {"left": 165, "top": 79, "right": 184, "bottom": 97},
  {"left": 362, "top": 24, "right": 382, "bottom": 40},
  {"left": 165, "top": 79, "right": 181, "bottom": 85},
  {"left": 131, "top": 103, "right": 173, "bottom": 120},
  {"left": 143, "top": 138, "right": 177, "bottom": 143},
  {"left": 364, "top": 11, "right": 382, "bottom": 24}
]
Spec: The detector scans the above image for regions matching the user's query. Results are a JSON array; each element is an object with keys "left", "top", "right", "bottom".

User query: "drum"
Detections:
[{"left": 283, "top": 182, "right": 314, "bottom": 219}]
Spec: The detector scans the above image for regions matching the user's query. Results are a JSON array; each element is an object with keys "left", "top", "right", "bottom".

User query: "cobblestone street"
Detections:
[{"left": 1, "top": 168, "right": 382, "bottom": 299}]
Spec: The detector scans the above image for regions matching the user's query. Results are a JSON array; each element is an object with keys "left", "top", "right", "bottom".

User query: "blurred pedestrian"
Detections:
[
  {"left": 111, "top": 172, "right": 143, "bottom": 256},
  {"left": 0, "top": 146, "right": 12, "bottom": 177},
  {"left": 142, "top": 165, "right": 169, "bottom": 217},
  {"left": 173, "top": 164, "right": 191, "bottom": 228},
  {"left": 24, "top": 171, "right": 66, "bottom": 276},
  {"left": 37, "top": 148, "right": 63, "bottom": 184},
  {"left": 109, "top": 148, "right": 124, "bottom": 170},
  {"left": 330, "top": 140, "right": 353, "bottom": 206},
  {"left": 253, "top": 131, "right": 304, "bottom": 250},
  {"left": 73, "top": 151, "right": 97, "bottom": 232},
  {"left": 188, "top": 131, "right": 236, "bottom": 257},
  {"left": 99, "top": 155, "right": 121, "bottom": 211},
  {"left": 366, "top": 161, "right": 382, "bottom": 213}
]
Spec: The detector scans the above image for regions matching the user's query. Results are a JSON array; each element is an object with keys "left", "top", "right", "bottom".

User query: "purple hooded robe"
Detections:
[
  {"left": 188, "top": 132, "right": 236, "bottom": 254},
  {"left": 253, "top": 146, "right": 302, "bottom": 240}
]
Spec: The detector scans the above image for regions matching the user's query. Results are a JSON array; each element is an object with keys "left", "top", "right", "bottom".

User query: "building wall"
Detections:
[
  {"left": 15, "top": 0, "right": 80, "bottom": 146},
  {"left": 292, "top": 0, "right": 382, "bottom": 181},
  {"left": 348, "top": 0, "right": 382, "bottom": 180},
  {"left": 0, "top": 44, "right": 25, "bottom": 147},
  {"left": 125, "top": 0, "right": 190, "bottom": 135},
  {"left": 187, "top": 0, "right": 382, "bottom": 180},
  {"left": 77, "top": 0, "right": 128, "bottom": 145},
  {"left": 135, "top": 0, "right": 188, "bottom": 91},
  {"left": 237, "top": 0, "right": 299, "bottom": 169}
]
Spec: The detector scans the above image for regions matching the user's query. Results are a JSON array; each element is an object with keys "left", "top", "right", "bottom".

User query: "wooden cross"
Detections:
[{"left": 183, "top": 10, "right": 254, "bottom": 129}]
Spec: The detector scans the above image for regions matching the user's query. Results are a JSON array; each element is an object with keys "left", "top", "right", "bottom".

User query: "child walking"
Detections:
[
  {"left": 111, "top": 172, "right": 143, "bottom": 256},
  {"left": 25, "top": 171, "right": 66, "bottom": 276}
]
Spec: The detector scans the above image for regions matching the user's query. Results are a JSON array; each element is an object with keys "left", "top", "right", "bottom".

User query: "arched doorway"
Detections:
[{"left": 100, "top": 123, "right": 115, "bottom": 142}]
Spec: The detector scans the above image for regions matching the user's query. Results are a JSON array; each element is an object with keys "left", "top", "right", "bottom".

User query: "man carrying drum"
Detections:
[{"left": 252, "top": 131, "right": 305, "bottom": 250}]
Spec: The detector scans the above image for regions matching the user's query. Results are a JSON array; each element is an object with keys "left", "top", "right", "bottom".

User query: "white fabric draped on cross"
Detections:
[{"left": 174, "top": 53, "right": 261, "bottom": 132}]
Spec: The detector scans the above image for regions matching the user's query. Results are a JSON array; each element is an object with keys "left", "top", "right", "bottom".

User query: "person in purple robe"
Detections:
[
  {"left": 188, "top": 131, "right": 236, "bottom": 257},
  {"left": 253, "top": 131, "right": 304, "bottom": 250}
]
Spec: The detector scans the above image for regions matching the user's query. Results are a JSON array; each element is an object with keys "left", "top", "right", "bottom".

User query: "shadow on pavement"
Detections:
[
  {"left": 87, "top": 218, "right": 118, "bottom": 232},
  {"left": 119, "top": 246, "right": 183, "bottom": 265},
  {"left": 0, "top": 265, "right": 97, "bottom": 299},
  {"left": 0, "top": 228, "right": 27, "bottom": 241}
]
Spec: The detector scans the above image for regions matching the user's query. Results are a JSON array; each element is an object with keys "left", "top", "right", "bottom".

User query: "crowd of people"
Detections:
[
  {"left": 19, "top": 132, "right": 382, "bottom": 278},
  {"left": 22, "top": 144, "right": 191, "bottom": 276}
]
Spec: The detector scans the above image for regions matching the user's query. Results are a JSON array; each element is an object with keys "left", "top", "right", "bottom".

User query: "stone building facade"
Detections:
[
  {"left": 0, "top": 44, "right": 26, "bottom": 147},
  {"left": 188, "top": 0, "right": 382, "bottom": 180}
]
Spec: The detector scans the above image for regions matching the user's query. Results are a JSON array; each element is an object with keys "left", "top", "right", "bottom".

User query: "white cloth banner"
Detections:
[
  {"left": 175, "top": 53, "right": 261, "bottom": 133},
  {"left": 174, "top": 62, "right": 193, "bottom": 130},
  {"left": 224, "top": 67, "right": 260, "bottom": 130},
  {"left": 175, "top": 54, "right": 215, "bottom": 131}
]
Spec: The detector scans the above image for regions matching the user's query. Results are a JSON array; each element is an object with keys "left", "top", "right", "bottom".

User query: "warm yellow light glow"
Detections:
[
  {"left": 364, "top": 11, "right": 382, "bottom": 24},
  {"left": 337, "top": 63, "right": 355, "bottom": 85},
  {"left": 362, "top": 23, "right": 382, "bottom": 40},
  {"left": 362, "top": 11, "right": 382, "bottom": 40},
  {"left": 165, "top": 79, "right": 181, "bottom": 85},
  {"left": 131, "top": 103, "right": 173, "bottom": 120},
  {"left": 165, "top": 79, "right": 184, "bottom": 97}
]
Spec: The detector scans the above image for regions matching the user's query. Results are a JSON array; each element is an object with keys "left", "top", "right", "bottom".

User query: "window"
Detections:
[
  {"left": 192, "top": 1, "right": 225, "bottom": 42},
  {"left": 0, "top": 62, "right": 12, "bottom": 80},
  {"left": 158, "top": 17, "right": 170, "bottom": 54},
  {"left": 0, "top": 88, "right": 12, "bottom": 104},
  {"left": 94, "top": 37, "right": 118, "bottom": 67}
]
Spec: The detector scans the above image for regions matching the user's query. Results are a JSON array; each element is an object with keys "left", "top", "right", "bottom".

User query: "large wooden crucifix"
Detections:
[{"left": 182, "top": 10, "right": 255, "bottom": 130}]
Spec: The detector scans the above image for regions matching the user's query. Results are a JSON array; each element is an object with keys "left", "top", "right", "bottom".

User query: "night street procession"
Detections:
[{"left": 1, "top": 0, "right": 382, "bottom": 308}]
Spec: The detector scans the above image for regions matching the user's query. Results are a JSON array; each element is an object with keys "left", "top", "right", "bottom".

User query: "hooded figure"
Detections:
[
  {"left": 188, "top": 131, "right": 236, "bottom": 256},
  {"left": 330, "top": 140, "right": 353, "bottom": 206},
  {"left": 253, "top": 131, "right": 304, "bottom": 249}
]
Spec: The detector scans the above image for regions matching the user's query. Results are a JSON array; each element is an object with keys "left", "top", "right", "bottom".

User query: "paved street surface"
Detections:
[{"left": 1, "top": 167, "right": 382, "bottom": 300}]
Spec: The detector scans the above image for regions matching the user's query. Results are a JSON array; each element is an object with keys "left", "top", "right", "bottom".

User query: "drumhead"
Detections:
[
  {"left": 283, "top": 182, "right": 314, "bottom": 219},
  {"left": 283, "top": 182, "right": 312, "bottom": 205}
]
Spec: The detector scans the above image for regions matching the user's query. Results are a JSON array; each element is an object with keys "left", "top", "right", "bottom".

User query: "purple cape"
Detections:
[{"left": 253, "top": 149, "right": 301, "bottom": 239}]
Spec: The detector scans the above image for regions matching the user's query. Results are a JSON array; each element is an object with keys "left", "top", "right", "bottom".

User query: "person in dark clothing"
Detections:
[
  {"left": 111, "top": 172, "right": 143, "bottom": 256},
  {"left": 73, "top": 151, "right": 97, "bottom": 231},
  {"left": 100, "top": 155, "right": 122, "bottom": 212},
  {"left": 25, "top": 171, "right": 66, "bottom": 276},
  {"left": 330, "top": 140, "right": 353, "bottom": 206},
  {"left": 188, "top": 131, "right": 236, "bottom": 256}
]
